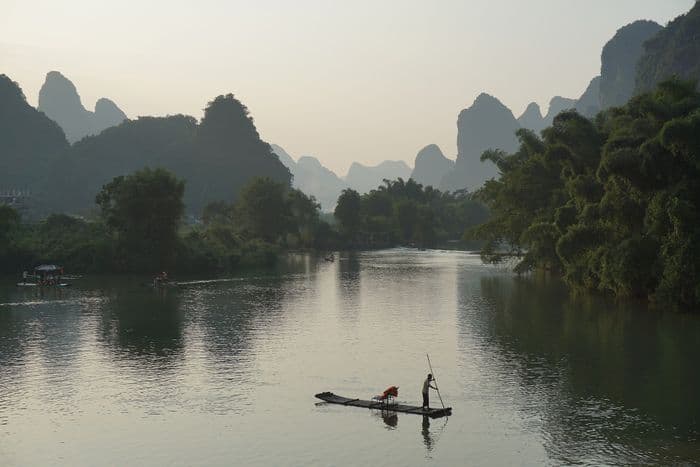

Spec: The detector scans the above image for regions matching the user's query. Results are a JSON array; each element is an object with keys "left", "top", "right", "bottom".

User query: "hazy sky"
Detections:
[{"left": 1, "top": 0, "right": 695, "bottom": 174}]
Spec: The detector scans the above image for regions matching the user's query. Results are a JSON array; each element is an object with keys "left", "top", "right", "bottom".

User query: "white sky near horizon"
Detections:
[{"left": 1, "top": 0, "right": 695, "bottom": 175}]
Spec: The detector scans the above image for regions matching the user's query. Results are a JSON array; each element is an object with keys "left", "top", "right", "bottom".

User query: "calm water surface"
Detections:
[{"left": 0, "top": 249, "right": 699, "bottom": 466}]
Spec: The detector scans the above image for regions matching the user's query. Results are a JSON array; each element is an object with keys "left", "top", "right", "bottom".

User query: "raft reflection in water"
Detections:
[{"left": 373, "top": 409, "right": 437, "bottom": 455}]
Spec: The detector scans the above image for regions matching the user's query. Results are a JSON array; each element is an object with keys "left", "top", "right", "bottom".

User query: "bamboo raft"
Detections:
[{"left": 315, "top": 392, "right": 452, "bottom": 418}]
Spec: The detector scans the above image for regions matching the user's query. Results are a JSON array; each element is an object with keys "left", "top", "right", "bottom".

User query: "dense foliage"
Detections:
[
  {"left": 96, "top": 168, "right": 185, "bottom": 271},
  {"left": 1, "top": 168, "right": 490, "bottom": 275},
  {"left": 0, "top": 173, "right": 309, "bottom": 274},
  {"left": 184, "top": 177, "right": 332, "bottom": 271},
  {"left": 335, "top": 178, "right": 488, "bottom": 248},
  {"left": 471, "top": 79, "right": 700, "bottom": 309}
]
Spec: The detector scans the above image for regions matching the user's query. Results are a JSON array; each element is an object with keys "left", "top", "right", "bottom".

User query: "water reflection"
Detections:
[
  {"left": 99, "top": 288, "right": 184, "bottom": 361},
  {"left": 192, "top": 277, "right": 290, "bottom": 364},
  {"left": 1, "top": 252, "right": 699, "bottom": 466},
  {"left": 376, "top": 409, "right": 398, "bottom": 429},
  {"left": 457, "top": 271, "right": 700, "bottom": 464},
  {"left": 337, "top": 252, "right": 361, "bottom": 308},
  {"left": 0, "top": 284, "right": 101, "bottom": 426},
  {"left": 421, "top": 416, "right": 434, "bottom": 452}
]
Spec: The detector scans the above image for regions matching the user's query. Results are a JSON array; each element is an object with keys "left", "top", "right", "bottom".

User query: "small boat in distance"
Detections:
[
  {"left": 152, "top": 271, "right": 178, "bottom": 289},
  {"left": 17, "top": 264, "right": 71, "bottom": 287}
]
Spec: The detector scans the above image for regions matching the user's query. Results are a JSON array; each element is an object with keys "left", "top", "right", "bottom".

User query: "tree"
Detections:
[
  {"left": 470, "top": 78, "right": 700, "bottom": 308},
  {"left": 286, "top": 188, "right": 321, "bottom": 247},
  {"left": 395, "top": 199, "right": 418, "bottom": 241},
  {"left": 234, "top": 177, "right": 288, "bottom": 242},
  {"left": 202, "top": 200, "right": 234, "bottom": 226},
  {"left": 334, "top": 189, "right": 362, "bottom": 240},
  {"left": 0, "top": 204, "right": 20, "bottom": 256},
  {"left": 96, "top": 168, "right": 185, "bottom": 271}
]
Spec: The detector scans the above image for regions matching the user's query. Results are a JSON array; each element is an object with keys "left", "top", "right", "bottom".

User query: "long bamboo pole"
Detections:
[{"left": 426, "top": 353, "right": 446, "bottom": 410}]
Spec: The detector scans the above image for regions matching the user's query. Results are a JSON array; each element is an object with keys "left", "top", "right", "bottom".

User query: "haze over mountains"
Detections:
[
  {"left": 2, "top": 2, "right": 699, "bottom": 218},
  {"left": 2, "top": 73, "right": 291, "bottom": 216},
  {"left": 409, "top": 145, "right": 454, "bottom": 189},
  {"left": 434, "top": 17, "right": 675, "bottom": 193},
  {"left": 345, "top": 160, "right": 411, "bottom": 194},
  {"left": 38, "top": 71, "right": 127, "bottom": 143},
  {"left": 271, "top": 145, "right": 412, "bottom": 211},
  {"left": 271, "top": 144, "right": 345, "bottom": 211}
]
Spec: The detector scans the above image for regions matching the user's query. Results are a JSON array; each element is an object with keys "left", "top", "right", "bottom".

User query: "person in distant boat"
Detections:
[
  {"left": 422, "top": 374, "right": 437, "bottom": 410},
  {"left": 153, "top": 271, "right": 169, "bottom": 287}
]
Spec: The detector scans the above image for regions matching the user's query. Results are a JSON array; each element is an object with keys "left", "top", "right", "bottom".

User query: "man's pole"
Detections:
[{"left": 426, "top": 353, "right": 446, "bottom": 410}]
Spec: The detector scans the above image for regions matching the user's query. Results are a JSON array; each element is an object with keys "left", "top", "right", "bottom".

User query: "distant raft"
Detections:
[{"left": 315, "top": 391, "right": 452, "bottom": 419}]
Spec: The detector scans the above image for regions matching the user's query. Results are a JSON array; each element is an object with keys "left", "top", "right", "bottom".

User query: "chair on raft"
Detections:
[{"left": 373, "top": 385, "right": 399, "bottom": 407}]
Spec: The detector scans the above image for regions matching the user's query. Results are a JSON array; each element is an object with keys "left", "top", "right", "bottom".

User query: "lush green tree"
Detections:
[
  {"left": 470, "top": 78, "right": 700, "bottom": 309},
  {"left": 96, "top": 168, "right": 185, "bottom": 271},
  {"left": 286, "top": 188, "right": 321, "bottom": 247},
  {"left": 234, "top": 177, "right": 288, "bottom": 242},
  {"left": 395, "top": 199, "right": 418, "bottom": 241},
  {"left": 334, "top": 189, "right": 362, "bottom": 239},
  {"left": 0, "top": 205, "right": 20, "bottom": 256},
  {"left": 202, "top": 200, "right": 234, "bottom": 226},
  {"left": 333, "top": 178, "right": 487, "bottom": 248},
  {"left": 178, "top": 178, "right": 324, "bottom": 269},
  {"left": 0, "top": 205, "right": 36, "bottom": 273},
  {"left": 414, "top": 204, "right": 437, "bottom": 246}
]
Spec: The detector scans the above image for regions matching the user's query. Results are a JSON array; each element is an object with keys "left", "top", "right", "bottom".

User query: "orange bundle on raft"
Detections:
[{"left": 373, "top": 385, "right": 399, "bottom": 401}]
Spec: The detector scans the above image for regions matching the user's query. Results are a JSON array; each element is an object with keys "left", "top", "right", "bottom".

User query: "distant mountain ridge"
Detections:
[
  {"left": 575, "top": 76, "right": 601, "bottom": 117},
  {"left": 517, "top": 103, "right": 545, "bottom": 133},
  {"left": 636, "top": 3, "right": 700, "bottom": 93},
  {"left": 440, "top": 93, "right": 519, "bottom": 192},
  {"left": 433, "top": 16, "right": 676, "bottom": 194},
  {"left": 599, "top": 20, "right": 663, "bottom": 109},
  {"left": 38, "top": 71, "right": 127, "bottom": 143},
  {"left": 4, "top": 81, "right": 292, "bottom": 215},
  {"left": 272, "top": 144, "right": 416, "bottom": 210},
  {"left": 345, "top": 160, "right": 412, "bottom": 195},
  {"left": 517, "top": 96, "right": 579, "bottom": 134},
  {"left": 53, "top": 94, "right": 290, "bottom": 214},
  {"left": 410, "top": 144, "right": 454, "bottom": 188},
  {"left": 271, "top": 144, "right": 296, "bottom": 168},
  {"left": 5, "top": 4, "right": 699, "bottom": 217},
  {"left": 0, "top": 74, "right": 68, "bottom": 195},
  {"left": 271, "top": 144, "right": 347, "bottom": 211}
]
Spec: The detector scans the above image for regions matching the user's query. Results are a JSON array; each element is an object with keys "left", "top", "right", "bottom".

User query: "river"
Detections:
[{"left": 1, "top": 249, "right": 698, "bottom": 465}]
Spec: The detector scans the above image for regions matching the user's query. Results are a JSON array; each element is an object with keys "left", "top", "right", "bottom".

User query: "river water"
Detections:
[{"left": 0, "top": 249, "right": 698, "bottom": 466}]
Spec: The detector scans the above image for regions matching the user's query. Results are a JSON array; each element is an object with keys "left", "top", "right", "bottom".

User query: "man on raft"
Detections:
[{"left": 422, "top": 373, "right": 437, "bottom": 410}]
